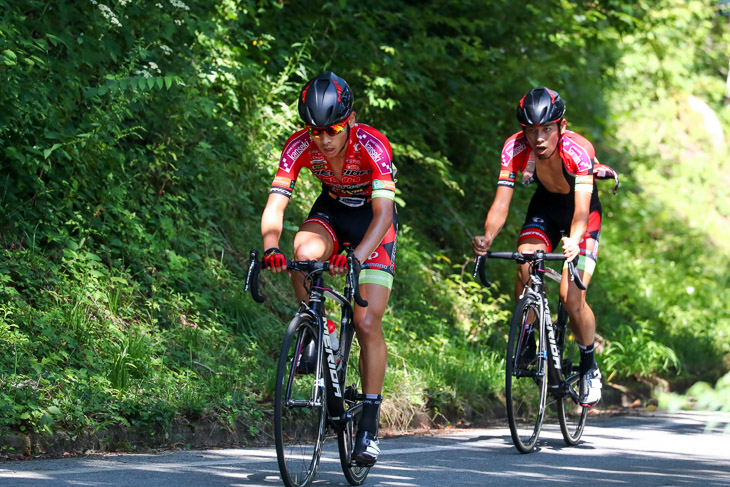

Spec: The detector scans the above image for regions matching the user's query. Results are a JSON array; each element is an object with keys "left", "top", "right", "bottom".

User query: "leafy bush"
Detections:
[{"left": 0, "top": 0, "right": 729, "bottom": 444}]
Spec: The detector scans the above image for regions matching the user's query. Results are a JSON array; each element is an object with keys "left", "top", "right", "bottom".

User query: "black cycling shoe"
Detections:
[
  {"left": 352, "top": 430, "right": 380, "bottom": 467},
  {"left": 295, "top": 332, "right": 317, "bottom": 374},
  {"left": 517, "top": 328, "right": 537, "bottom": 369}
]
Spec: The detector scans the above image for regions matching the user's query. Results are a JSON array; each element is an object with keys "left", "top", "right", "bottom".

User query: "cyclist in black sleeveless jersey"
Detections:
[{"left": 473, "top": 87, "right": 603, "bottom": 406}]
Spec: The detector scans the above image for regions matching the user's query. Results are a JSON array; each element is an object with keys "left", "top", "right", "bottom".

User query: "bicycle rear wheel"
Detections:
[
  {"left": 505, "top": 296, "right": 547, "bottom": 454},
  {"left": 556, "top": 308, "right": 588, "bottom": 445},
  {"left": 274, "top": 315, "right": 326, "bottom": 487},
  {"left": 336, "top": 328, "right": 370, "bottom": 485}
]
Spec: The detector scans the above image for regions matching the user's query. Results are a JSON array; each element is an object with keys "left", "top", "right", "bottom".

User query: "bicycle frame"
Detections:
[
  {"left": 476, "top": 250, "right": 585, "bottom": 399},
  {"left": 246, "top": 249, "right": 366, "bottom": 424},
  {"left": 248, "top": 249, "right": 372, "bottom": 485},
  {"left": 521, "top": 256, "right": 576, "bottom": 396},
  {"left": 295, "top": 272, "right": 353, "bottom": 404},
  {"left": 475, "top": 250, "right": 589, "bottom": 452}
]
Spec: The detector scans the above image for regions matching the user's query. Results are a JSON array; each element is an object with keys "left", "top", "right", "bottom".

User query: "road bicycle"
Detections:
[
  {"left": 246, "top": 249, "right": 370, "bottom": 487},
  {"left": 474, "top": 250, "right": 589, "bottom": 453}
]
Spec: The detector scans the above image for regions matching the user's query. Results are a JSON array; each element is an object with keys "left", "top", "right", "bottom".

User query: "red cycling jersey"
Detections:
[
  {"left": 498, "top": 130, "right": 596, "bottom": 194},
  {"left": 269, "top": 123, "right": 396, "bottom": 207}
]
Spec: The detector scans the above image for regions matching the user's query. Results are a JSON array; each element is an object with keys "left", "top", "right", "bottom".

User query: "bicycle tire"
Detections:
[
  {"left": 556, "top": 307, "right": 588, "bottom": 445},
  {"left": 274, "top": 315, "right": 326, "bottom": 487},
  {"left": 336, "top": 324, "right": 370, "bottom": 485},
  {"left": 505, "top": 295, "right": 548, "bottom": 454}
]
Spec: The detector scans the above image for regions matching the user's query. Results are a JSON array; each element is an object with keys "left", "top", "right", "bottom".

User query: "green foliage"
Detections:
[
  {"left": 659, "top": 372, "right": 730, "bottom": 433},
  {"left": 601, "top": 321, "right": 680, "bottom": 378},
  {"left": 0, "top": 0, "right": 729, "bottom": 443}
]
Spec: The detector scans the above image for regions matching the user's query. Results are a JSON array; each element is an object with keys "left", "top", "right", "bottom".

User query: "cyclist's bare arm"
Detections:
[
  {"left": 349, "top": 197, "right": 393, "bottom": 270},
  {"left": 261, "top": 193, "right": 289, "bottom": 261},
  {"left": 562, "top": 190, "right": 591, "bottom": 262},
  {"left": 473, "top": 185, "right": 514, "bottom": 256}
]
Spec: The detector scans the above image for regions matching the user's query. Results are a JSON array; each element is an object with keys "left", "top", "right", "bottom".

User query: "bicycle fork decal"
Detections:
[
  {"left": 323, "top": 325, "right": 342, "bottom": 398},
  {"left": 545, "top": 319, "right": 562, "bottom": 372}
]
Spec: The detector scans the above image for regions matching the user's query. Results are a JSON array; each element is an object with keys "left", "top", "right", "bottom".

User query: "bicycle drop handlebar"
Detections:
[
  {"left": 473, "top": 251, "right": 587, "bottom": 290},
  {"left": 245, "top": 249, "right": 368, "bottom": 307}
]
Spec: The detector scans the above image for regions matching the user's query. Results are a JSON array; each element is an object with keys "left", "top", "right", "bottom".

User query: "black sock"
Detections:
[
  {"left": 579, "top": 343, "right": 596, "bottom": 375},
  {"left": 358, "top": 394, "right": 382, "bottom": 435}
]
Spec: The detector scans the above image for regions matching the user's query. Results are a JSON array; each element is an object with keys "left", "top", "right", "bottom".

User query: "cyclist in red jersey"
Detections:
[
  {"left": 260, "top": 71, "right": 397, "bottom": 466},
  {"left": 472, "top": 87, "right": 603, "bottom": 407}
]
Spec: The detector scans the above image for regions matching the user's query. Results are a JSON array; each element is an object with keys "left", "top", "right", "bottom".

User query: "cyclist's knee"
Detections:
[
  {"left": 354, "top": 313, "right": 384, "bottom": 342},
  {"left": 292, "top": 240, "right": 329, "bottom": 261},
  {"left": 293, "top": 228, "right": 333, "bottom": 260},
  {"left": 562, "top": 295, "right": 589, "bottom": 318}
]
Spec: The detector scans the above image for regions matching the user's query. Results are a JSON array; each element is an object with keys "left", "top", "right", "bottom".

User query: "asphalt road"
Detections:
[{"left": 2, "top": 411, "right": 729, "bottom": 486}]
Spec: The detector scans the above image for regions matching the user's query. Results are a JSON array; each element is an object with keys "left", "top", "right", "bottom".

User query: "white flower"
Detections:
[
  {"left": 160, "top": 45, "right": 173, "bottom": 55},
  {"left": 97, "top": 4, "right": 123, "bottom": 27},
  {"left": 156, "top": 2, "right": 163, "bottom": 7},
  {"left": 686, "top": 286, "right": 695, "bottom": 295},
  {"left": 175, "top": 19, "right": 183, "bottom": 25},
  {"left": 168, "top": 0, "right": 190, "bottom": 10}
]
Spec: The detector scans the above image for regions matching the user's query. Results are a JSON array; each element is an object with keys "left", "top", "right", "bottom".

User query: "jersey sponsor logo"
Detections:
[
  {"left": 311, "top": 161, "right": 327, "bottom": 170},
  {"left": 562, "top": 138, "right": 592, "bottom": 172},
  {"left": 281, "top": 136, "right": 311, "bottom": 172},
  {"left": 501, "top": 137, "right": 528, "bottom": 167},
  {"left": 343, "top": 169, "right": 370, "bottom": 176},
  {"left": 345, "top": 164, "right": 360, "bottom": 170},
  {"left": 364, "top": 140, "right": 387, "bottom": 169},
  {"left": 369, "top": 251, "right": 379, "bottom": 260},
  {"left": 358, "top": 131, "right": 392, "bottom": 175},
  {"left": 532, "top": 217, "right": 544, "bottom": 224},
  {"left": 312, "top": 169, "right": 334, "bottom": 177},
  {"left": 499, "top": 170, "right": 515, "bottom": 180},
  {"left": 338, "top": 196, "right": 367, "bottom": 207},
  {"left": 339, "top": 181, "right": 369, "bottom": 193},
  {"left": 272, "top": 176, "right": 294, "bottom": 189},
  {"left": 342, "top": 176, "right": 359, "bottom": 184},
  {"left": 372, "top": 179, "right": 395, "bottom": 192},
  {"left": 269, "top": 186, "right": 292, "bottom": 197}
]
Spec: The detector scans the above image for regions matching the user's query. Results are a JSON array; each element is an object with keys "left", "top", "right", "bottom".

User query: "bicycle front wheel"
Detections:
[
  {"left": 556, "top": 308, "right": 588, "bottom": 445},
  {"left": 336, "top": 325, "right": 370, "bottom": 485},
  {"left": 505, "top": 296, "right": 547, "bottom": 454},
  {"left": 274, "top": 315, "right": 326, "bottom": 487}
]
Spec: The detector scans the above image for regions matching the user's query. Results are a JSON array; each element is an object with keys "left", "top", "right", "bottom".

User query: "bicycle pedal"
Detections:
[{"left": 344, "top": 385, "right": 364, "bottom": 402}]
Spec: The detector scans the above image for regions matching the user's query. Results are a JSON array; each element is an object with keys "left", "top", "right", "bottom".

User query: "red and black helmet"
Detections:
[
  {"left": 298, "top": 71, "right": 354, "bottom": 127},
  {"left": 516, "top": 87, "right": 566, "bottom": 126}
]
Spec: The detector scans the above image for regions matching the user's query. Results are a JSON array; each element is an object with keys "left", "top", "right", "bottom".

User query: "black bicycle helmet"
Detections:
[
  {"left": 298, "top": 71, "right": 354, "bottom": 127},
  {"left": 516, "top": 87, "right": 566, "bottom": 126}
]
